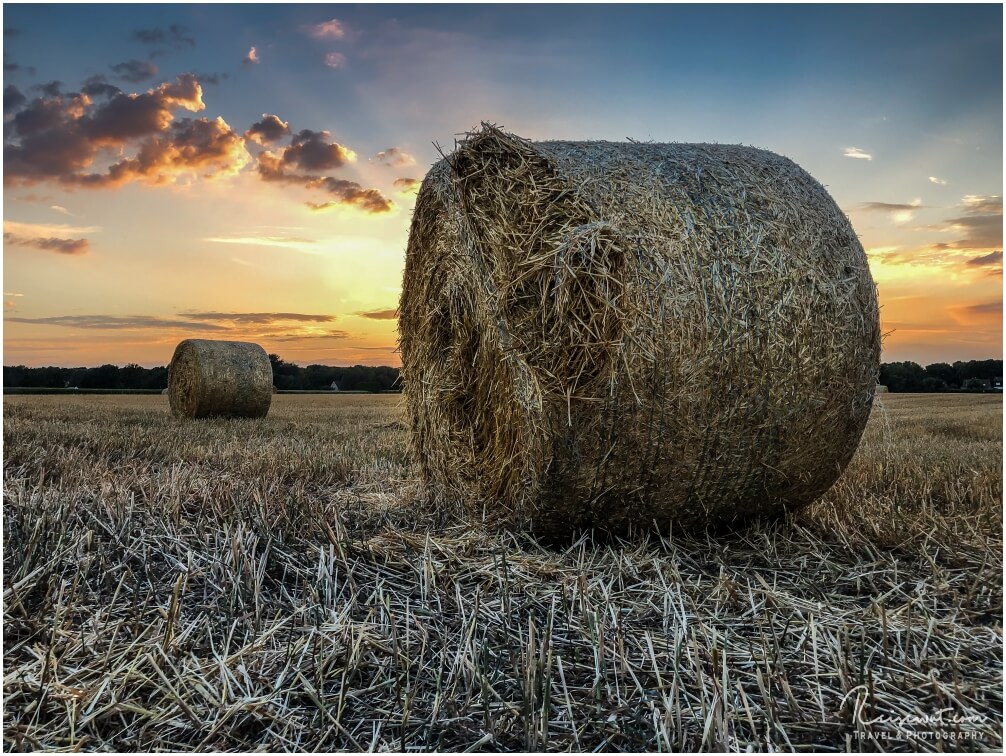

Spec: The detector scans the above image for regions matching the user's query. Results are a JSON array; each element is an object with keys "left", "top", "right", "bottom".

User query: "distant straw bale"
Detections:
[
  {"left": 168, "top": 339, "right": 272, "bottom": 419},
  {"left": 161, "top": 388, "right": 168, "bottom": 395},
  {"left": 875, "top": 384, "right": 889, "bottom": 394},
  {"left": 399, "top": 124, "right": 881, "bottom": 536}
]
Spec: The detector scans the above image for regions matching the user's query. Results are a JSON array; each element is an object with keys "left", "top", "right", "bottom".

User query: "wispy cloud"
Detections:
[
  {"left": 203, "top": 235, "right": 318, "bottom": 251},
  {"left": 857, "top": 198, "right": 922, "bottom": 224},
  {"left": 49, "top": 205, "right": 73, "bottom": 216},
  {"left": 181, "top": 311, "right": 335, "bottom": 324},
  {"left": 357, "top": 308, "right": 398, "bottom": 320},
  {"left": 4, "top": 233, "right": 89, "bottom": 255},
  {"left": 111, "top": 59, "right": 158, "bottom": 83},
  {"left": 244, "top": 46, "right": 260, "bottom": 66},
  {"left": 929, "top": 176, "right": 947, "bottom": 185},
  {"left": 6, "top": 315, "right": 227, "bottom": 331},
  {"left": 843, "top": 147, "right": 872, "bottom": 160}
]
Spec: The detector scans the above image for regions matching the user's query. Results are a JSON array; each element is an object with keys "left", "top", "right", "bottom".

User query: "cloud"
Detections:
[
  {"left": 132, "top": 24, "right": 195, "bottom": 55},
  {"left": 324, "top": 52, "right": 347, "bottom": 68},
  {"left": 929, "top": 176, "right": 947, "bottom": 185},
  {"left": 4, "top": 292, "right": 25, "bottom": 297},
  {"left": 965, "top": 250, "right": 1003, "bottom": 268},
  {"left": 946, "top": 300, "right": 1002, "bottom": 327},
  {"left": 50, "top": 205, "right": 72, "bottom": 216},
  {"left": 244, "top": 46, "right": 260, "bottom": 66},
  {"left": 843, "top": 147, "right": 872, "bottom": 160},
  {"left": 393, "top": 177, "right": 420, "bottom": 193},
  {"left": 304, "top": 18, "right": 347, "bottom": 39},
  {"left": 4, "top": 28, "right": 20, "bottom": 38},
  {"left": 255, "top": 150, "right": 393, "bottom": 214},
  {"left": 204, "top": 234, "right": 317, "bottom": 250},
  {"left": 269, "top": 329, "right": 350, "bottom": 342},
  {"left": 6, "top": 315, "right": 226, "bottom": 331},
  {"left": 283, "top": 129, "right": 356, "bottom": 171},
  {"left": 926, "top": 195, "right": 1003, "bottom": 251},
  {"left": 4, "top": 301, "right": 17, "bottom": 312},
  {"left": 111, "top": 59, "right": 159, "bottom": 83},
  {"left": 857, "top": 198, "right": 922, "bottom": 224},
  {"left": 244, "top": 113, "right": 290, "bottom": 145},
  {"left": 80, "top": 75, "right": 122, "bottom": 99},
  {"left": 357, "top": 308, "right": 398, "bottom": 320},
  {"left": 3, "top": 232, "right": 89, "bottom": 255},
  {"left": 374, "top": 147, "right": 416, "bottom": 168},
  {"left": 4, "top": 85, "right": 26, "bottom": 115},
  {"left": 181, "top": 311, "right": 335, "bottom": 324},
  {"left": 4, "top": 220, "right": 99, "bottom": 236},
  {"left": 3, "top": 62, "right": 37, "bottom": 76},
  {"left": 32, "top": 81, "right": 62, "bottom": 98},
  {"left": 4, "top": 75, "right": 250, "bottom": 188}
]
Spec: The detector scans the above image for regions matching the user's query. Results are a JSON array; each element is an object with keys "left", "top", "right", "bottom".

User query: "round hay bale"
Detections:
[
  {"left": 161, "top": 388, "right": 168, "bottom": 395},
  {"left": 875, "top": 384, "right": 889, "bottom": 394},
  {"left": 399, "top": 125, "right": 880, "bottom": 535},
  {"left": 168, "top": 339, "right": 272, "bottom": 419}
]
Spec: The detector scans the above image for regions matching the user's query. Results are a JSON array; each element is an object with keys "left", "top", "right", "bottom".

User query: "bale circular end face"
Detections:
[
  {"left": 168, "top": 339, "right": 273, "bottom": 419},
  {"left": 399, "top": 125, "right": 881, "bottom": 536}
]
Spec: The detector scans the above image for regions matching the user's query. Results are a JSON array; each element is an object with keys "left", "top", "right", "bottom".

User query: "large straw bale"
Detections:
[
  {"left": 399, "top": 125, "right": 880, "bottom": 535},
  {"left": 168, "top": 339, "right": 272, "bottom": 419}
]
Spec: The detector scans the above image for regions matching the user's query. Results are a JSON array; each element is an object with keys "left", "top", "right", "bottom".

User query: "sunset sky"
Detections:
[{"left": 3, "top": 4, "right": 1002, "bottom": 368}]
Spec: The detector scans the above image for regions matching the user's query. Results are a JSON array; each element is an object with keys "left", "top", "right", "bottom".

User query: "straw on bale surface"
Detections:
[
  {"left": 399, "top": 125, "right": 881, "bottom": 536},
  {"left": 168, "top": 339, "right": 272, "bottom": 419}
]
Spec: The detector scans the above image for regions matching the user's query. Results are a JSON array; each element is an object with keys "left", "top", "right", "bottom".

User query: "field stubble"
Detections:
[{"left": 3, "top": 393, "right": 1002, "bottom": 751}]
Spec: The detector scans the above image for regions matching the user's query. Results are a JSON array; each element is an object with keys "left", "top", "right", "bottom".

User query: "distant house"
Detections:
[
  {"left": 993, "top": 377, "right": 1003, "bottom": 392},
  {"left": 329, "top": 381, "right": 340, "bottom": 392}
]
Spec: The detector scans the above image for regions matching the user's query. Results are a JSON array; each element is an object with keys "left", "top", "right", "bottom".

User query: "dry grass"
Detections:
[{"left": 3, "top": 393, "right": 1001, "bottom": 751}]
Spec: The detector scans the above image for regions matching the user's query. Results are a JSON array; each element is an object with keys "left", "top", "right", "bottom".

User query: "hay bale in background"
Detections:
[
  {"left": 161, "top": 388, "right": 168, "bottom": 395},
  {"left": 875, "top": 384, "right": 889, "bottom": 394},
  {"left": 399, "top": 124, "right": 881, "bottom": 535},
  {"left": 168, "top": 339, "right": 272, "bottom": 419}
]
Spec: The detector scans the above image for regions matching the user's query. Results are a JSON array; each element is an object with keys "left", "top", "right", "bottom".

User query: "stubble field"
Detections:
[{"left": 3, "top": 393, "right": 1002, "bottom": 751}]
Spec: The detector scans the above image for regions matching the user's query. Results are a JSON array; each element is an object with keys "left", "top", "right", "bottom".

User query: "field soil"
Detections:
[{"left": 3, "top": 393, "right": 1002, "bottom": 751}]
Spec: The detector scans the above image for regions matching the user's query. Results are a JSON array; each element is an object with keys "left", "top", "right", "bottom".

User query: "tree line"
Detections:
[
  {"left": 3, "top": 354, "right": 401, "bottom": 392},
  {"left": 3, "top": 357, "right": 1001, "bottom": 393},
  {"left": 879, "top": 359, "right": 1002, "bottom": 393}
]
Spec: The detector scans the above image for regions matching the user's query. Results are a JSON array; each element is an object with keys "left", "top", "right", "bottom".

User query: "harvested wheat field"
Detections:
[{"left": 3, "top": 393, "right": 1002, "bottom": 751}]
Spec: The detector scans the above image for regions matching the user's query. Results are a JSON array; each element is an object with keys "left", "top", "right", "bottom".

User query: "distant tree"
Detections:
[
  {"left": 963, "top": 377, "right": 988, "bottom": 392},
  {"left": 924, "top": 362, "right": 957, "bottom": 388}
]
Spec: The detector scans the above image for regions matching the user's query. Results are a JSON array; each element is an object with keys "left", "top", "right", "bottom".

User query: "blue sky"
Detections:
[{"left": 3, "top": 4, "right": 1002, "bottom": 366}]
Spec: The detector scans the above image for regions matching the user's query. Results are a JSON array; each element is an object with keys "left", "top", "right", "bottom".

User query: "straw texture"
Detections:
[
  {"left": 400, "top": 125, "right": 880, "bottom": 535},
  {"left": 168, "top": 339, "right": 272, "bottom": 419}
]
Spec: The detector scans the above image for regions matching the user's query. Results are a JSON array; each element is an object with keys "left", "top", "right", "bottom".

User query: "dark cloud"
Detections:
[
  {"left": 3, "top": 74, "right": 238, "bottom": 188},
  {"left": 4, "top": 62, "right": 36, "bottom": 76},
  {"left": 284, "top": 129, "right": 355, "bottom": 171},
  {"left": 4, "top": 85, "right": 26, "bottom": 115},
  {"left": 111, "top": 59, "right": 159, "bottom": 83},
  {"left": 132, "top": 24, "right": 195, "bottom": 55},
  {"left": 195, "top": 72, "right": 228, "bottom": 86},
  {"left": 32, "top": 81, "right": 62, "bottom": 97},
  {"left": 357, "top": 308, "right": 398, "bottom": 320},
  {"left": 256, "top": 151, "right": 392, "bottom": 214},
  {"left": 245, "top": 114, "right": 290, "bottom": 145},
  {"left": 181, "top": 311, "right": 335, "bottom": 324},
  {"left": 80, "top": 75, "right": 122, "bottom": 99},
  {"left": 3, "top": 232, "right": 89, "bottom": 255},
  {"left": 965, "top": 251, "right": 1003, "bottom": 267},
  {"left": 6, "top": 314, "right": 225, "bottom": 330},
  {"left": 4, "top": 28, "right": 20, "bottom": 38}
]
